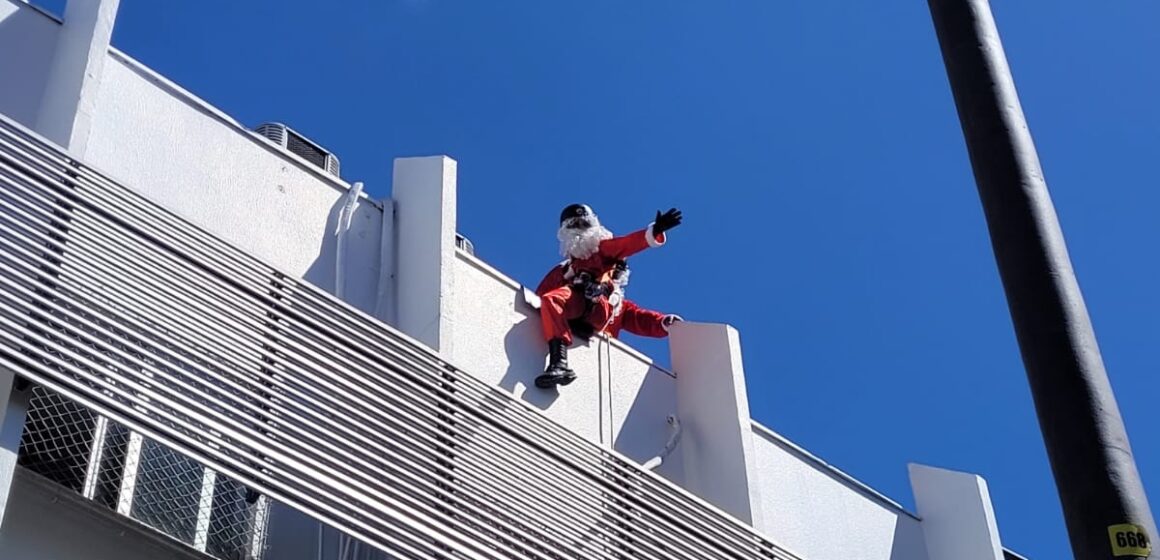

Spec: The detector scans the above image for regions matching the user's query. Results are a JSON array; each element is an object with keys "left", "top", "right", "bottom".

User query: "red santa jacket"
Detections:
[
  {"left": 536, "top": 266, "right": 672, "bottom": 339},
  {"left": 535, "top": 226, "right": 666, "bottom": 295},
  {"left": 535, "top": 226, "right": 671, "bottom": 339}
]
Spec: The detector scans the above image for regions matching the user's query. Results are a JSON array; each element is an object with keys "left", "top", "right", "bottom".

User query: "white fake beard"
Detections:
[{"left": 558, "top": 218, "right": 613, "bottom": 259}]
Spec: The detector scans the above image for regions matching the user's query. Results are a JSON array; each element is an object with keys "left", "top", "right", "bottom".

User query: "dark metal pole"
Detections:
[{"left": 926, "top": 0, "right": 1156, "bottom": 558}]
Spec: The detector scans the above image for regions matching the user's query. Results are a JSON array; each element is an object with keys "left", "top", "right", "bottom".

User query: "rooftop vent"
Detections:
[
  {"left": 253, "top": 122, "right": 341, "bottom": 177},
  {"left": 456, "top": 233, "right": 475, "bottom": 256}
]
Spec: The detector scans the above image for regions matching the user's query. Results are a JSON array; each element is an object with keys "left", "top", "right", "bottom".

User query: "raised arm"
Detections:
[{"left": 598, "top": 208, "right": 683, "bottom": 260}]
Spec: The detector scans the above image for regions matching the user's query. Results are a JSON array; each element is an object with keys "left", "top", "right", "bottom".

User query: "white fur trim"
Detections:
[
  {"left": 645, "top": 223, "right": 666, "bottom": 248},
  {"left": 661, "top": 314, "right": 683, "bottom": 332},
  {"left": 559, "top": 219, "right": 613, "bottom": 259}
]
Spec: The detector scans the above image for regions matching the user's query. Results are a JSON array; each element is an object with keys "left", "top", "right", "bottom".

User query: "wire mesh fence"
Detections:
[{"left": 17, "top": 385, "right": 271, "bottom": 560}]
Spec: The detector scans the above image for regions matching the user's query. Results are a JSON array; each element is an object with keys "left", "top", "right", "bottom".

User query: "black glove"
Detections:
[{"left": 653, "top": 208, "right": 683, "bottom": 235}]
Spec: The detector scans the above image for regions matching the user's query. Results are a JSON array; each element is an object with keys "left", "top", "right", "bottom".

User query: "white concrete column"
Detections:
[
  {"left": 390, "top": 156, "right": 457, "bottom": 356},
  {"left": 35, "top": 0, "right": 121, "bottom": 155},
  {"left": 0, "top": 369, "right": 30, "bottom": 527},
  {"left": 908, "top": 463, "right": 1005, "bottom": 560},
  {"left": 669, "top": 322, "right": 764, "bottom": 526}
]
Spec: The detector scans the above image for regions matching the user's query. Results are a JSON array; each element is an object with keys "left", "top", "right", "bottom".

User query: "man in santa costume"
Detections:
[{"left": 534, "top": 203, "right": 684, "bottom": 389}]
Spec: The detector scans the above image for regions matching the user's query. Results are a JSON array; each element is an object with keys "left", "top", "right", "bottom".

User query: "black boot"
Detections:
[{"left": 535, "top": 338, "right": 576, "bottom": 389}]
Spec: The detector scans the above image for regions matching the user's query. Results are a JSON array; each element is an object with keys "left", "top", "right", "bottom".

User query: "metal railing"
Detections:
[
  {"left": 18, "top": 385, "right": 270, "bottom": 559},
  {"left": 0, "top": 113, "right": 801, "bottom": 560}
]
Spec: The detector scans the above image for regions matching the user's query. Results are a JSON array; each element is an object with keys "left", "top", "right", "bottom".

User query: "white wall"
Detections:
[
  {"left": 0, "top": 468, "right": 210, "bottom": 560},
  {"left": 450, "top": 252, "right": 683, "bottom": 482},
  {"left": 0, "top": 0, "right": 59, "bottom": 128},
  {"left": 909, "top": 464, "right": 1005, "bottom": 560},
  {"left": 607, "top": 334, "right": 683, "bottom": 483},
  {"left": 751, "top": 425, "right": 930, "bottom": 560},
  {"left": 35, "top": 0, "right": 120, "bottom": 154},
  {"left": 83, "top": 51, "right": 385, "bottom": 314},
  {"left": 392, "top": 156, "right": 456, "bottom": 353},
  {"left": 670, "top": 322, "right": 765, "bottom": 524}
]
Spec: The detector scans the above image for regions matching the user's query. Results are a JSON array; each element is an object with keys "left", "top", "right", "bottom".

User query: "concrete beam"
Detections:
[
  {"left": 669, "top": 322, "right": 764, "bottom": 526},
  {"left": 391, "top": 156, "right": 457, "bottom": 356},
  {"left": 36, "top": 0, "right": 121, "bottom": 155},
  {"left": 909, "top": 463, "right": 1005, "bottom": 560}
]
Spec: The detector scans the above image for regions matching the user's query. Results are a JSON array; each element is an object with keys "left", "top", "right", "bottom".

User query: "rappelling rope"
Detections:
[
  {"left": 597, "top": 312, "right": 616, "bottom": 446},
  {"left": 596, "top": 332, "right": 614, "bottom": 446}
]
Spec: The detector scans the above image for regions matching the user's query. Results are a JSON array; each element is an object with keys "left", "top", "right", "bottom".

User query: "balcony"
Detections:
[{"left": 0, "top": 114, "right": 800, "bottom": 558}]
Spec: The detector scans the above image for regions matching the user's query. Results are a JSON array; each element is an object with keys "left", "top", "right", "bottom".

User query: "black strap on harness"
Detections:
[{"left": 565, "top": 259, "right": 629, "bottom": 340}]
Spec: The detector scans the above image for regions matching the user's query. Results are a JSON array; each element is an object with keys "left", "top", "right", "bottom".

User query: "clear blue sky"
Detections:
[{"left": 56, "top": 0, "right": 1158, "bottom": 557}]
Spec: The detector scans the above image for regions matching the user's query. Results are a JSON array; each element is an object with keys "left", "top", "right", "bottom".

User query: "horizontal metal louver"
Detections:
[{"left": 0, "top": 114, "right": 800, "bottom": 560}]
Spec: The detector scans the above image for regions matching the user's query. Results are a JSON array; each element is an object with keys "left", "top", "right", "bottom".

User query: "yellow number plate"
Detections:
[{"left": 1109, "top": 524, "right": 1152, "bottom": 557}]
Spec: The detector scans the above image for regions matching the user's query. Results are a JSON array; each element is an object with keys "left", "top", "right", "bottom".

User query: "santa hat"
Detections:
[{"left": 560, "top": 203, "right": 595, "bottom": 225}]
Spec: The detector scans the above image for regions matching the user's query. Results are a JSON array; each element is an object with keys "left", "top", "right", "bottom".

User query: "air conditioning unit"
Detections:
[
  {"left": 456, "top": 233, "right": 475, "bottom": 256},
  {"left": 253, "top": 122, "right": 341, "bottom": 177}
]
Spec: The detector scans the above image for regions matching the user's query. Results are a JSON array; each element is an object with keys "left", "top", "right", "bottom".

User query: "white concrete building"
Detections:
[{"left": 0, "top": 2, "right": 1029, "bottom": 559}]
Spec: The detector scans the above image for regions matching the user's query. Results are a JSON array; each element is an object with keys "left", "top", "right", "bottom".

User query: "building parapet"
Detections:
[
  {"left": 0, "top": 113, "right": 803, "bottom": 559},
  {"left": 750, "top": 420, "right": 918, "bottom": 520}
]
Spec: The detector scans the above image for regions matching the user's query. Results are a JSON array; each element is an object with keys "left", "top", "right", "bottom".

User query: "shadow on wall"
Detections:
[
  {"left": 889, "top": 511, "right": 929, "bottom": 560},
  {"left": 300, "top": 194, "right": 343, "bottom": 294},
  {"left": 498, "top": 310, "right": 560, "bottom": 410},
  {"left": 613, "top": 368, "right": 684, "bottom": 483},
  {"left": 0, "top": 2, "right": 61, "bottom": 128}
]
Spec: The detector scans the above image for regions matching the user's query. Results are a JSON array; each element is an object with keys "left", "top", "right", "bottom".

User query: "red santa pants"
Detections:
[{"left": 539, "top": 286, "right": 612, "bottom": 345}]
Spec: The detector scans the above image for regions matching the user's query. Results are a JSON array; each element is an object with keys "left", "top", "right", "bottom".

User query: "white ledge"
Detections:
[
  {"left": 104, "top": 47, "right": 381, "bottom": 210},
  {"left": 455, "top": 248, "right": 677, "bottom": 379},
  {"left": 750, "top": 420, "right": 919, "bottom": 520}
]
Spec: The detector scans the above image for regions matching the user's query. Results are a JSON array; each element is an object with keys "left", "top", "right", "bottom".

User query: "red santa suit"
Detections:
[{"left": 536, "top": 225, "right": 672, "bottom": 344}]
